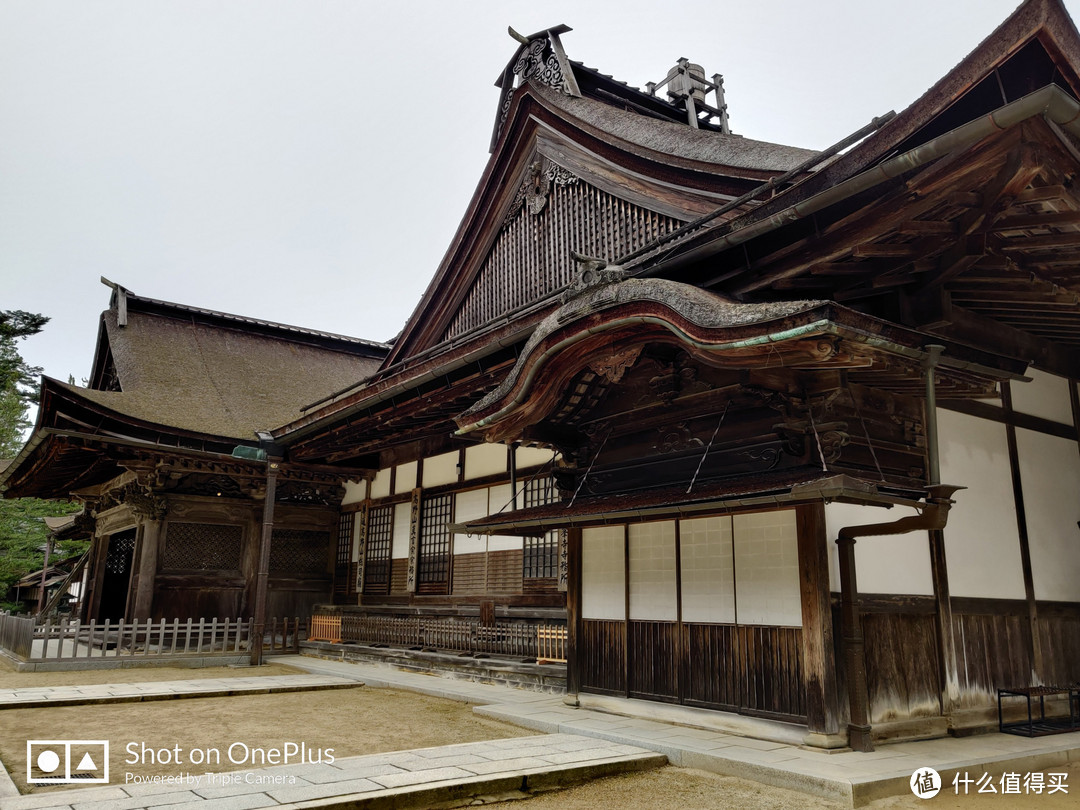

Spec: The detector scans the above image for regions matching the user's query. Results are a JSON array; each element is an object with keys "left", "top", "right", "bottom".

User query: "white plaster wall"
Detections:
[
  {"left": 628, "top": 521, "right": 677, "bottom": 621},
  {"left": 679, "top": 516, "right": 735, "bottom": 623},
  {"left": 824, "top": 502, "right": 934, "bottom": 596},
  {"left": 582, "top": 525, "right": 625, "bottom": 620},
  {"left": 516, "top": 445, "right": 557, "bottom": 469},
  {"left": 391, "top": 501, "right": 412, "bottom": 559},
  {"left": 938, "top": 407, "right": 1026, "bottom": 599},
  {"left": 394, "top": 461, "right": 418, "bottom": 495},
  {"left": 1010, "top": 369, "right": 1074, "bottom": 426},
  {"left": 465, "top": 443, "right": 507, "bottom": 479},
  {"left": 370, "top": 468, "right": 391, "bottom": 500},
  {"left": 341, "top": 480, "right": 367, "bottom": 506},
  {"left": 481, "top": 484, "right": 520, "bottom": 551},
  {"left": 733, "top": 510, "right": 802, "bottom": 626},
  {"left": 1016, "top": 428, "right": 1080, "bottom": 602},
  {"left": 423, "top": 451, "right": 459, "bottom": 488},
  {"left": 453, "top": 488, "right": 490, "bottom": 555}
]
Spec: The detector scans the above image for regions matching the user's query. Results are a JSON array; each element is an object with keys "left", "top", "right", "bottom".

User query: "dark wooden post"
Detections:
[
  {"left": 250, "top": 460, "right": 279, "bottom": 666},
  {"left": 1001, "top": 381, "right": 1044, "bottom": 681},
  {"left": 837, "top": 534, "right": 873, "bottom": 752},
  {"left": 131, "top": 520, "right": 162, "bottom": 620},
  {"left": 565, "top": 527, "right": 582, "bottom": 703},
  {"left": 797, "top": 504, "right": 841, "bottom": 743}
]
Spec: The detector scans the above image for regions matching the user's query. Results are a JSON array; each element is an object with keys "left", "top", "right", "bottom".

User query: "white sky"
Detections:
[{"left": 1, "top": 0, "right": 1073, "bottom": 391}]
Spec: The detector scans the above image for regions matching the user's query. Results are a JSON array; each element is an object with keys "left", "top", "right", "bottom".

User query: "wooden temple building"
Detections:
[
  {"left": 0, "top": 283, "right": 387, "bottom": 623},
  {"left": 3, "top": 0, "right": 1080, "bottom": 751}
]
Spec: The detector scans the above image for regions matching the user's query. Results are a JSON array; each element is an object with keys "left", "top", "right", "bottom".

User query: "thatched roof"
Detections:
[{"left": 82, "top": 293, "right": 388, "bottom": 441}]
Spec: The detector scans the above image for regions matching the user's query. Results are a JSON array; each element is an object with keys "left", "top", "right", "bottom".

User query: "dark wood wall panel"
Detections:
[
  {"left": 685, "top": 623, "right": 739, "bottom": 710},
  {"left": 740, "top": 626, "right": 806, "bottom": 719},
  {"left": 1039, "top": 609, "right": 1080, "bottom": 685},
  {"left": 863, "top": 613, "right": 941, "bottom": 724},
  {"left": 581, "top": 619, "right": 626, "bottom": 696},
  {"left": 951, "top": 611, "right": 1030, "bottom": 705},
  {"left": 451, "top": 553, "right": 485, "bottom": 595},
  {"left": 449, "top": 551, "right": 527, "bottom": 596},
  {"left": 487, "top": 549, "right": 524, "bottom": 594},
  {"left": 390, "top": 559, "right": 408, "bottom": 595},
  {"left": 628, "top": 621, "right": 679, "bottom": 701}
]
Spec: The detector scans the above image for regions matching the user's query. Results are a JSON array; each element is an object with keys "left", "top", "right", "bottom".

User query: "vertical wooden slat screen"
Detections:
[{"left": 443, "top": 180, "right": 683, "bottom": 341}]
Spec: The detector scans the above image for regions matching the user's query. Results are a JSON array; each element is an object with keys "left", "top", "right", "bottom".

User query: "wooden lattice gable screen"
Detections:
[{"left": 442, "top": 160, "right": 684, "bottom": 342}]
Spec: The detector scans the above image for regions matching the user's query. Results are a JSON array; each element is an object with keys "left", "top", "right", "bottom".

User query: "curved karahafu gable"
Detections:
[{"left": 455, "top": 274, "right": 1019, "bottom": 443}]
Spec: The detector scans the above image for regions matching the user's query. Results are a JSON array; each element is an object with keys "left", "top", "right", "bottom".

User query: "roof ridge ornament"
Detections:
[
  {"left": 490, "top": 25, "right": 581, "bottom": 152},
  {"left": 561, "top": 252, "right": 628, "bottom": 303}
]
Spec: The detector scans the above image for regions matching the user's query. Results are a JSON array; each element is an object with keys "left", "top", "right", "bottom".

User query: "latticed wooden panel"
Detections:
[
  {"left": 104, "top": 530, "right": 137, "bottom": 574},
  {"left": 162, "top": 523, "right": 243, "bottom": 571},
  {"left": 363, "top": 504, "right": 393, "bottom": 594},
  {"left": 418, "top": 493, "right": 453, "bottom": 589},
  {"left": 334, "top": 513, "right": 354, "bottom": 597},
  {"left": 270, "top": 529, "right": 329, "bottom": 575},
  {"left": 443, "top": 180, "right": 683, "bottom": 341}
]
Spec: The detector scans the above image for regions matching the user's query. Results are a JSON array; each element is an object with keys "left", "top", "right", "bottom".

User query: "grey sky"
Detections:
[{"left": 0, "top": 0, "right": 1065, "bottom": 397}]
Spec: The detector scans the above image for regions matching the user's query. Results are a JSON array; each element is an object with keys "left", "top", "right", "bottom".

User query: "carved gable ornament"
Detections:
[
  {"left": 505, "top": 157, "right": 578, "bottom": 225},
  {"left": 491, "top": 25, "right": 581, "bottom": 152}
]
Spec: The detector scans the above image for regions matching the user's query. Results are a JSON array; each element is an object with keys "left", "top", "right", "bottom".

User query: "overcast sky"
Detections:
[{"left": 1, "top": 0, "right": 1073, "bottom": 395}]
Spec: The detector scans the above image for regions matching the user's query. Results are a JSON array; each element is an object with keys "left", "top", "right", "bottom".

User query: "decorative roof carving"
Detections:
[
  {"left": 504, "top": 158, "right": 578, "bottom": 226},
  {"left": 491, "top": 25, "right": 581, "bottom": 152}
]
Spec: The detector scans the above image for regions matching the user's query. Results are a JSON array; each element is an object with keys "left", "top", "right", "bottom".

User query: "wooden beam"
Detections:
[
  {"left": 1014, "top": 185, "right": 1066, "bottom": 204},
  {"left": 928, "top": 305, "right": 1080, "bottom": 378},
  {"left": 992, "top": 210, "right": 1080, "bottom": 230}
]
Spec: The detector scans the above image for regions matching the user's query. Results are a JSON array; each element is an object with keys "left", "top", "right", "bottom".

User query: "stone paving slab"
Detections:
[
  {"left": 285, "top": 656, "right": 1080, "bottom": 808},
  {"left": 0, "top": 676, "right": 361, "bottom": 710},
  {"left": 1, "top": 734, "right": 666, "bottom": 810}
]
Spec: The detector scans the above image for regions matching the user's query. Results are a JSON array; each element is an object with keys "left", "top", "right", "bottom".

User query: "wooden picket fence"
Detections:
[
  {"left": 0, "top": 614, "right": 308, "bottom": 662},
  {"left": 313, "top": 612, "right": 566, "bottom": 663}
]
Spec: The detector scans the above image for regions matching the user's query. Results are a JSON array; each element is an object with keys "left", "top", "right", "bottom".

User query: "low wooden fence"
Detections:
[
  {"left": 311, "top": 612, "right": 566, "bottom": 663},
  {"left": 0, "top": 611, "right": 34, "bottom": 659},
  {"left": 0, "top": 614, "right": 308, "bottom": 663}
]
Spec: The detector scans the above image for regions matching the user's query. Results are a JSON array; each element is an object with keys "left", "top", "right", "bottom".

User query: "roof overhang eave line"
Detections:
[{"left": 634, "top": 84, "right": 1080, "bottom": 282}]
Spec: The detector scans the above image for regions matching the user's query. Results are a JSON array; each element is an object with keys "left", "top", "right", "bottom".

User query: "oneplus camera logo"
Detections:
[{"left": 27, "top": 740, "right": 109, "bottom": 784}]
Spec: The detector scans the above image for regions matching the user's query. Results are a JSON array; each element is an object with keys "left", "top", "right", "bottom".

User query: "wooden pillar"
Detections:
[
  {"left": 797, "top": 503, "right": 842, "bottom": 745},
  {"left": 250, "top": 460, "right": 279, "bottom": 666},
  {"left": 928, "top": 527, "right": 959, "bottom": 718},
  {"left": 565, "top": 527, "right": 582, "bottom": 703},
  {"left": 86, "top": 531, "right": 110, "bottom": 623},
  {"left": 1001, "top": 381, "right": 1044, "bottom": 680},
  {"left": 837, "top": 534, "right": 873, "bottom": 752},
  {"left": 925, "top": 348, "right": 960, "bottom": 719},
  {"left": 131, "top": 519, "right": 163, "bottom": 620}
]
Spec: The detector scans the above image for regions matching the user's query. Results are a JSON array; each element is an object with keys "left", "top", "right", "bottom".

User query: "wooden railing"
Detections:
[
  {"left": 315, "top": 612, "right": 566, "bottom": 663},
  {"left": 0, "top": 615, "right": 309, "bottom": 662}
]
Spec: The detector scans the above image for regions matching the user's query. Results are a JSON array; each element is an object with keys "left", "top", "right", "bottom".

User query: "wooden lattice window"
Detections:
[
  {"left": 334, "top": 513, "right": 355, "bottom": 598},
  {"left": 162, "top": 523, "right": 243, "bottom": 571},
  {"left": 522, "top": 476, "right": 558, "bottom": 580},
  {"left": 522, "top": 474, "right": 556, "bottom": 509},
  {"left": 418, "top": 493, "right": 453, "bottom": 591},
  {"left": 364, "top": 505, "right": 393, "bottom": 594},
  {"left": 270, "top": 529, "right": 329, "bottom": 576}
]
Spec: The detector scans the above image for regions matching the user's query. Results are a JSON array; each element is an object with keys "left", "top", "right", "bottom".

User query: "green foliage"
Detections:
[
  {"left": 0, "top": 309, "right": 47, "bottom": 458},
  {"left": 0, "top": 498, "right": 84, "bottom": 612},
  {"left": 0, "top": 309, "right": 83, "bottom": 611}
]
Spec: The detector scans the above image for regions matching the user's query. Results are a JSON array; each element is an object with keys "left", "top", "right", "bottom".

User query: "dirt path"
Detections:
[{"left": 2, "top": 685, "right": 532, "bottom": 794}]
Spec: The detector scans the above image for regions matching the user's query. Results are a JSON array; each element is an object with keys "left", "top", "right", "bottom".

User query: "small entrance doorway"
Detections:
[{"left": 98, "top": 529, "right": 137, "bottom": 621}]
